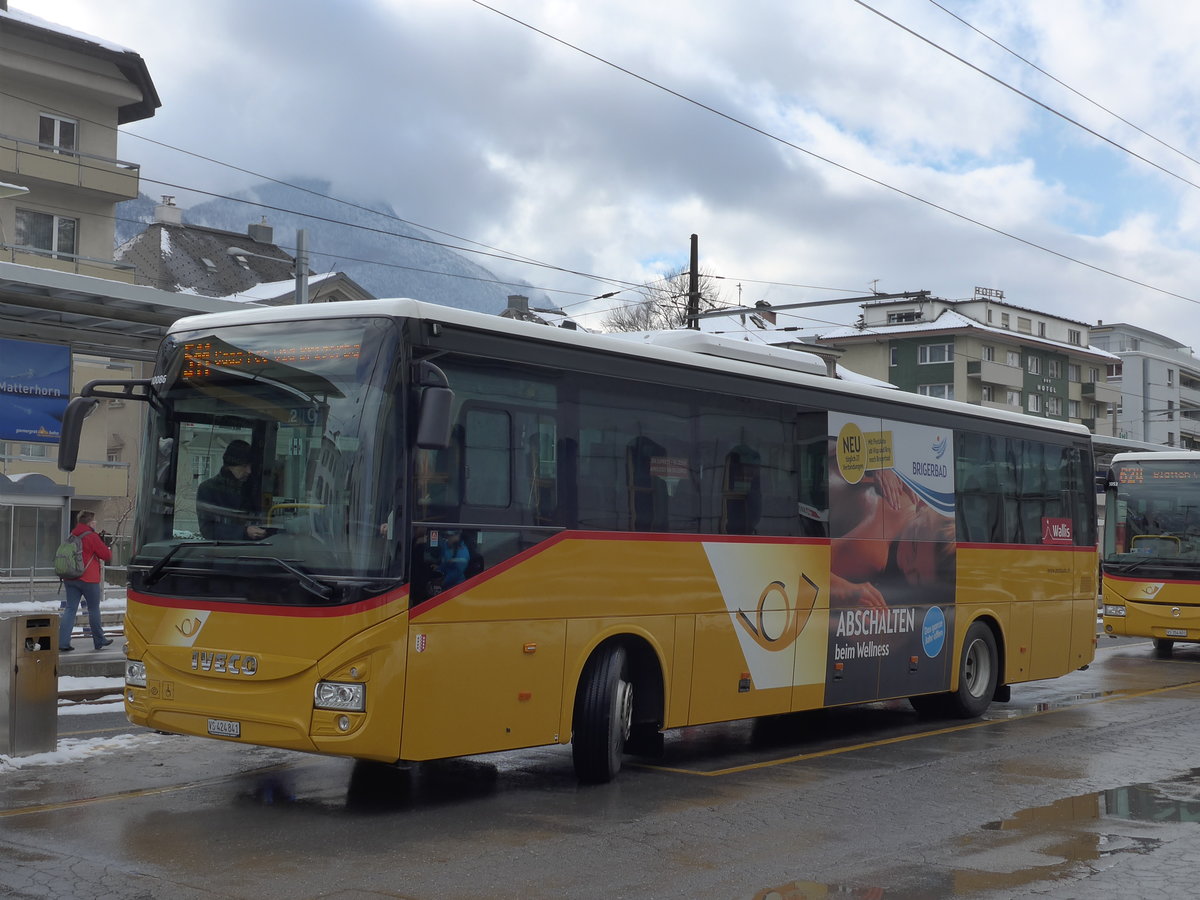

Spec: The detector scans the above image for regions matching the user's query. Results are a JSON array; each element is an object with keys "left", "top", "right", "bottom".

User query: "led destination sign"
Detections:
[{"left": 181, "top": 340, "right": 362, "bottom": 380}]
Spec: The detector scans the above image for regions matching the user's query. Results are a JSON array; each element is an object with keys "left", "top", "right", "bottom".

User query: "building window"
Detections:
[
  {"left": 1018, "top": 317, "right": 1032, "bottom": 334},
  {"left": 18, "top": 443, "right": 48, "bottom": 458},
  {"left": 1106, "top": 363, "right": 1121, "bottom": 380},
  {"left": 1047, "top": 396, "right": 1062, "bottom": 416},
  {"left": 1067, "top": 329, "right": 1082, "bottom": 346},
  {"left": 1089, "top": 367, "right": 1100, "bottom": 382},
  {"left": 919, "top": 384, "right": 954, "bottom": 401},
  {"left": 1001, "top": 313, "right": 1010, "bottom": 328},
  {"left": 987, "top": 309, "right": 994, "bottom": 324},
  {"left": 39, "top": 113, "right": 77, "bottom": 153},
  {"left": 981, "top": 385, "right": 994, "bottom": 402},
  {"left": 1027, "top": 356, "right": 1042, "bottom": 375},
  {"left": 1047, "top": 359, "right": 1062, "bottom": 378},
  {"left": 1069, "top": 399, "right": 1080, "bottom": 418},
  {"left": 889, "top": 345, "right": 898, "bottom": 367},
  {"left": 1038, "top": 322, "right": 1047, "bottom": 337},
  {"left": 1168, "top": 369, "right": 1175, "bottom": 387},
  {"left": 191, "top": 455, "right": 211, "bottom": 480},
  {"left": 107, "top": 450, "right": 122, "bottom": 464},
  {"left": 1027, "top": 394, "right": 1042, "bottom": 413},
  {"left": 918, "top": 343, "right": 953, "bottom": 364},
  {"left": 1007, "top": 390, "right": 1021, "bottom": 407},
  {"left": 1168, "top": 400, "right": 1176, "bottom": 420},
  {"left": 982, "top": 345, "right": 995, "bottom": 362},
  {"left": 1069, "top": 363, "right": 1082, "bottom": 382},
  {"left": 1006, "top": 350, "right": 1020, "bottom": 367},
  {"left": 887, "top": 310, "right": 922, "bottom": 324},
  {"left": 15, "top": 209, "right": 78, "bottom": 258}
]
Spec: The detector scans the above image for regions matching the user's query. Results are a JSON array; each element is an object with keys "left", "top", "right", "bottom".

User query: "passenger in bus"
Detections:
[
  {"left": 196, "top": 440, "right": 268, "bottom": 541},
  {"left": 438, "top": 529, "right": 471, "bottom": 589}
]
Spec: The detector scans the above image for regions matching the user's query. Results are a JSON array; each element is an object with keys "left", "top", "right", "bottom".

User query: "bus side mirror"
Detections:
[
  {"left": 58, "top": 396, "right": 100, "bottom": 472},
  {"left": 413, "top": 360, "right": 453, "bottom": 449},
  {"left": 416, "top": 386, "right": 453, "bottom": 449}
]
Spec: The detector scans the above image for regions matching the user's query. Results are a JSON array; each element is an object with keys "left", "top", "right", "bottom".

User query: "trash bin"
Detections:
[{"left": 0, "top": 614, "right": 58, "bottom": 756}]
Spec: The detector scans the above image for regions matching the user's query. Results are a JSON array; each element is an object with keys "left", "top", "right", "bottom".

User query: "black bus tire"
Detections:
[
  {"left": 946, "top": 620, "right": 998, "bottom": 718},
  {"left": 1153, "top": 638, "right": 1175, "bottom": 657},
  {"left": 572, "top": 644, "right": 632, "bottom": 784}
]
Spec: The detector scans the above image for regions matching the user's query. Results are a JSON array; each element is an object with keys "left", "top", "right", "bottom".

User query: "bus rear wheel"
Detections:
[
  {"left": 945, "top": 621, "right": 998, "bottom": 718},
  {"left": 572, "top": 645, "right": 632, "bottom": 784}
]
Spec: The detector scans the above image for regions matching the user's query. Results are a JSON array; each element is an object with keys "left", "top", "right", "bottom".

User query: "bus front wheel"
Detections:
[
  {"left": 1153, "top": 638, "right": 1175, "bottom": 657},
  {"left": 572, "top": 645, "right": 632, "bottom": 784},
  {"left": 945, "top": 621, "right": 998, "bottom": 718}
]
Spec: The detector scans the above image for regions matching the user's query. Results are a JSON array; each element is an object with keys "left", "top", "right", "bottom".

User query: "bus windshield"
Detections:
[
  {"left": 1104, "top": 459, "right": 1200, "bottom": 572},
  {"left": 131, "top": 316, "right": 403, "bottom": 604}
]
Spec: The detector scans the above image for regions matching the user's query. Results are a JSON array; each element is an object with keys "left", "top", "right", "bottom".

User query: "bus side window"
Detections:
[
  {"left": 722, "top": 445, "right": 761, "bottom": 535},
  {"left": 627, "top": 436, "right": 668, "bottom": 532}
]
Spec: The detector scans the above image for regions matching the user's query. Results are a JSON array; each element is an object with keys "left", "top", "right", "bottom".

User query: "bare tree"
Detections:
[{"left": 602, "top": 267, "right": 727, "bottom": 332}]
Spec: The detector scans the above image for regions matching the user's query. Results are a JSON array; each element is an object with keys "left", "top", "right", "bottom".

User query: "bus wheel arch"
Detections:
[
  {"left": 946, "top": 617, "right": 1001, "bottom": 718},
  {"left": 571, "top": 635, "right": 664, "bottom": 784}
]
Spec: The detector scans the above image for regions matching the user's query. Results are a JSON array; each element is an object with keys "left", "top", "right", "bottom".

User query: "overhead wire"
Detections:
[
  {"left": 851, "top": 0, "right": 1200, "bottom": 192},
  {"left": 469, "top": 0, "right": 1200, "bottom": 308},
  {"left": 925, "top": 0, "right": 1200, "bottom": 171}
]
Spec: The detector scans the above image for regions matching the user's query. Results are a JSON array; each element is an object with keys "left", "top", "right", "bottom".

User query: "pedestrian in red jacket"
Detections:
[{"left": 58, "top": 510, "right": 114, "bottom": 652}]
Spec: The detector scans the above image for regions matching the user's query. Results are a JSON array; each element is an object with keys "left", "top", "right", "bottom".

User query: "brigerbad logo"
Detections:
[{"left": 931, "top": 434, "right": 948, "bottom": 459}]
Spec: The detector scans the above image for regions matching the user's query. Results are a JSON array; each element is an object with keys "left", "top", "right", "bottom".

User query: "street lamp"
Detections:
[{"left": 226, "top": 228, "right": 308, "bottom": 304}]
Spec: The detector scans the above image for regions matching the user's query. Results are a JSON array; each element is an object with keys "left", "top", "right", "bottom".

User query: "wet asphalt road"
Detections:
[{"left": 5, "top": 635, "right": 1200, "bottom": 899}]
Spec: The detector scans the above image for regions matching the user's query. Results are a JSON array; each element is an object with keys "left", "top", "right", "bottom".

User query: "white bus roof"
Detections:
[
  {"left": 167, "top": 298, "right": 1092, "bottom": 440},
  {"left": 1111, "top": 450, "right": 1200, "bottom": 464}
]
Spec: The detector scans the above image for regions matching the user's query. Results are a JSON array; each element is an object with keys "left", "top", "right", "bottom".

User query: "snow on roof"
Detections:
[
  {"left": 218, "top": 272, "right": 339, "bottom": 304},
  {"left": 3, "top": 7, "right": 134, "bottom": 54},
  {"left": 816, "top": 308, "right": 1120, "bottom": 361}
]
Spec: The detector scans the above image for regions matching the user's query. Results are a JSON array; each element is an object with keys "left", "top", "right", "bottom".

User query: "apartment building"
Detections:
[
  {"left": 0, "top": 4, "right": 159, "bottom": 576},
  {"left": 812, "top": 291, "right": 1120, "bottom": 433},
  {"left": 0, "top": 3, "right": 158, "bottom": 280},
  {"left": 1090, "top": 322, "right": 1200, "bottom": 448}
]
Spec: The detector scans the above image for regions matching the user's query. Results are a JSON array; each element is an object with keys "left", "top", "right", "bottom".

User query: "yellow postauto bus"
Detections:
[
  {"left": 59, "top": 299, "right": 1097, "bottom": 782},
  {"left": 1101, "top": 451, "right": 1200, "bottom": 656}
]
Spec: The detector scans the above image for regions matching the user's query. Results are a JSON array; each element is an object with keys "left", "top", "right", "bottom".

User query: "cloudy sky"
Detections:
[{"left": 25, "top": 0, "right": 1200, "bottom": 341}]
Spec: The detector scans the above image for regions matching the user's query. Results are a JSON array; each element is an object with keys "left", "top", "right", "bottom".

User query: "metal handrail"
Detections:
[{"left": 0, "top": 131, "right": 141, "bottom": 172}]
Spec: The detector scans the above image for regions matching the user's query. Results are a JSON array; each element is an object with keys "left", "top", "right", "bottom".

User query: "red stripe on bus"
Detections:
[
  {"left": 1102, "top": 573, "right": 1200, "bottom": 586},
  {"left": 956, "top": 542, "right": 1096, "bottom": 552}
]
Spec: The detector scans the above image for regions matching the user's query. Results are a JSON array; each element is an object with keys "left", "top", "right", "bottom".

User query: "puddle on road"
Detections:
[{"left": 752, "top": 770, "right": 1200, "bottom": 899}]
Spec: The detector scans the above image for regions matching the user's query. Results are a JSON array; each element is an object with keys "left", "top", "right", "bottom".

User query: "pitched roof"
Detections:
[
  {"left": 0, "top": 7, "right": 160, "bottom": 123},
  {"left": 814, "top": 308, "right": 1119, "bottom": 361}
]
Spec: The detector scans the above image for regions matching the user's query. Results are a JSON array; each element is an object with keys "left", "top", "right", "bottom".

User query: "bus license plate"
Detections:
[
  {"left": 207, "top": 718, "right": 241, "bottom": 737},
  {"left": 1166, "top": 629, "right": 1188, "bottom": 638}
]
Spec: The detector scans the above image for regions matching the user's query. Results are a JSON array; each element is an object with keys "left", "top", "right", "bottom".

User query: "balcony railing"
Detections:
[
  {"left": 966, "top": 359, "right": 1024, "bottom": 387},
  {"left": 1083, "top": 381, "right": 1122, "bottom": 405},
  {"left": 0, "top": 243, "right": 135, "bottom": 282},
  {"left": 0, "top": 132, "right": 140, "bottom": 200}
]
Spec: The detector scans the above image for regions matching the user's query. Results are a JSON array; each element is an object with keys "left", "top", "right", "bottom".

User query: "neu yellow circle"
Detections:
[{"left": 837, "top": 421, "right": 866, "bottom": 485}]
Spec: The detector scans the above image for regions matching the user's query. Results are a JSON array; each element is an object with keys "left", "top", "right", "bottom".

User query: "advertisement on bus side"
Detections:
[{"left": 825, "top": 414, "right": 957, "bottom": 705}]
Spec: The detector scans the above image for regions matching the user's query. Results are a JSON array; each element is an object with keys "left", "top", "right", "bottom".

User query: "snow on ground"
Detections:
[
  {"left": 1, "top": 591, "right": 127, "bottom": 616},
  {"left": 0, "top": 733, "right": 160, "bottom": 773}
]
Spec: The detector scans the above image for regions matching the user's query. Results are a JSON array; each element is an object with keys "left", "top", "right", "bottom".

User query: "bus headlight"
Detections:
[
  {"left": 125, "top": 660, "right": 147, "bottom": 687},
  {"left": 314, "top": 681, "right": 366, "bottom": 712},
  {"left": 1103, "top": 604, "right": 1127, "bottom": 617}
]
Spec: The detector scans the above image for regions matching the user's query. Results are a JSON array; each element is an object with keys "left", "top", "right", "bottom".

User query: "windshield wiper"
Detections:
[
  {"left": 237, "top": 555, "right": 334, "bottom": 601},
  {"left": 143, "top": 539, "right": 269, "bottom": 586}
]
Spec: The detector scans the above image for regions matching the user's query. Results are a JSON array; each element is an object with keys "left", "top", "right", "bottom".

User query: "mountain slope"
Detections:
[{"left": 116, "top": 181, "right": 551, "bottom": 314}]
